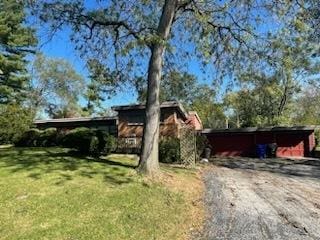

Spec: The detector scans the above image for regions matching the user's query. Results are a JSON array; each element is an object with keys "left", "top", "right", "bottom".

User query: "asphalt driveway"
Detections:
[{"left": 200, "top": 157, "right": 320, "bottom": 240}]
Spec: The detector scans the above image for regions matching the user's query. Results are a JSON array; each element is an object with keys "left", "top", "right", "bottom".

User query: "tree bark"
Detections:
[{"left": 137, "top": 0, "right": 178, "bottom": 175}]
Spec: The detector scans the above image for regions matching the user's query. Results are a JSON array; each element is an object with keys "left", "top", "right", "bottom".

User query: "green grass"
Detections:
[{"left": 0, "top": 148, "right": 192, "bottom": 240}]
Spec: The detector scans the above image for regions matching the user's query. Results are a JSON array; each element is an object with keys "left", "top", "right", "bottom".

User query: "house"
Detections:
[
  {"left": 202, "top": 126, "right": 316, "bottom": 158},
  {"left": 112, "top": 101, "right": 201, "bottom": 138},
  {"left": 111, "top": 101, "right": 202, "bottom": 151},
  {"left": 34, "top": 101, "right": 203, "bottom": 152}
]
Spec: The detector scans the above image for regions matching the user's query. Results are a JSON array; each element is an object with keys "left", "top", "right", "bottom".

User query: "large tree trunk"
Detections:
[{"left": 137, "top": 0, "right": 178, "bottom": 175}]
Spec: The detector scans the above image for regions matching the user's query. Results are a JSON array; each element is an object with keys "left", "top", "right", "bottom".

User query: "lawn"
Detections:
[{"left": 0, "top": 147, "right": 203, "bottom": 240}]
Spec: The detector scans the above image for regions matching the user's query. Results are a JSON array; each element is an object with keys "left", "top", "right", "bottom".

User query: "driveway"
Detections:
[{"left": 200, "top": 157, "right": 320, "bottom": 240}]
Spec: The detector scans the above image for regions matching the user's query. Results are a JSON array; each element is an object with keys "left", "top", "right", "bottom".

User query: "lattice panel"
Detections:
[{"left": 180, "top": 127, "right": 196, "bottom": 167}]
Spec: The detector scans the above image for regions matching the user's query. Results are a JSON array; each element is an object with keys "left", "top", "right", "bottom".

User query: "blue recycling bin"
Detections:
[{"left": 256, "top": 144, "right": 267, "bottom": 159}]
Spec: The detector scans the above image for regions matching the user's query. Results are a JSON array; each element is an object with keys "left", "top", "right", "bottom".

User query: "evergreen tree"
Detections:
[{"left": 0, "top": 0, "right": 37, "bottom": 103}]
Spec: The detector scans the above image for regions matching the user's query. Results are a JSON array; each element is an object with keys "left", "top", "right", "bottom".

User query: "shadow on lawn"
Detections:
[
  {"left": 211, "top": 157, "right": 320, "bottom": 179},
  {"left": 0, "top": 148, "right": 138, "bottom": 185}
]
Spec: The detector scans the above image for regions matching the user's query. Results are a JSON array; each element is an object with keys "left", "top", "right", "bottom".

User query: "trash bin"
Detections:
[
  {"left": 256, "top": 144, "right": 267, "bottom": 159},
  {"left": 204, "top": 146, "right": 212, "bottom": 159},
  {"left": 267, "top": 143, "right": 277, "bottom": 158}
]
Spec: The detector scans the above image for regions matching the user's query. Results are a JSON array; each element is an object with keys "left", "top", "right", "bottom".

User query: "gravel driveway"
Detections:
[{"left": 200, "top": 157, "right": 320, "bottom": 240}]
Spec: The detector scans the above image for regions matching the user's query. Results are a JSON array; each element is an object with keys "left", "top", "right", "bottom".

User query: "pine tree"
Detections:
[{"left": 0, "top": 0, "right": 37, "bottom": 103}]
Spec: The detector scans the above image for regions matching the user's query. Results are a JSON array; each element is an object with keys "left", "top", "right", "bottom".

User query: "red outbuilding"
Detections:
[{"left": 202, "top": 126, "right": 316, "bottom": 158}]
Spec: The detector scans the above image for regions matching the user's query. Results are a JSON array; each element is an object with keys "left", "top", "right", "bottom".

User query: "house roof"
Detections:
[
  {"left": 202, "top": 126, "right": 316, "bottom": 134},
  {"left": 188, "top": 111, "right": 203, "bottom": 125},
  {"left": 34, "top": 116, "right": 117, "bottom": 125},
  {"left": 112, "top": 101, "right": 189, "bottom": 120}
]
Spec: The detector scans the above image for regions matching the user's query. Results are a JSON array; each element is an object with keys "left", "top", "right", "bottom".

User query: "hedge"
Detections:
[
  {"left": 61, "top": 128, "right": 116, "bottom": 156},
  {"left": 159, "top": 137, "right": 181, "bottom": 163}
]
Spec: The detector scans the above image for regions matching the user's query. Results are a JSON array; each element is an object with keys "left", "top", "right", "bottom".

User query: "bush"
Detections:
[
  {"left": 15, "top": 126, "right": 117, "bottom": 156},
  {"left": 0, "top": 104, "right": 34, "bottom": 144},
  {"left": 89, "top": 136, "right": 100, "bottom": 156},
  {"left": 15, "top": 128, "right": 42, "bottom": 147},
  {"left": 159, "top": 137, "right": 180, "bottom": 163},
  {"left": 315, "top": 129, "right": 320, "bottom": 147},
  {"left": 61, "top": 128, "right": 116, "bottom": 156},
  {"left": 62, "top": 127, "right": 96, "bottom": 154},
  {"left": 38, "top": 128, "right": 58, "bottom": 147},
  {"left": 96, "top": 130, "right": 117, "bottom": 155}
]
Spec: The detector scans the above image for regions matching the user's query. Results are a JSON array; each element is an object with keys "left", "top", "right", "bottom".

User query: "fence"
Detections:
[{"left": 179, "top": 126, "right": 196, "bottom": 167}]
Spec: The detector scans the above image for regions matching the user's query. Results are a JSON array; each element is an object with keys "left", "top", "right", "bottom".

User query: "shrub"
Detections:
[
  {"left": 38, "top": 128, "right": 58, "bottom": 147},
  {"left": 159, "top": 137, "right": 180, "bottom": 163},
  {"left": 315, "top": 129, "right": 320, "bottom": 147},
  {"left": 62, "top": 127, "right": 96, "bottom": 154},
  {"left": 89, "top": 136, "right": 100, "bottom": 156},
  {"left": 15, "top": 128, "right": 42, "bottom": 147},
  {"left": 96, "top": 130, "right": 117, "bottom": 155},
  {"left": 0, "top": 104, "right": 34, "bottom": 144}
]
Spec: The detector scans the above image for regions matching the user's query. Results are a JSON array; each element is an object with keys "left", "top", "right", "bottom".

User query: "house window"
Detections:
[
  {"left": 127, "top": 115, "right": 145, "bottom": 125},
  {"left": 125, "top": 137, "right": 137, "bottom": 146}
]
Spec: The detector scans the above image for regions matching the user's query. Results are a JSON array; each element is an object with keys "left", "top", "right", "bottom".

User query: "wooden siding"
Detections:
[{"left": 117, "top": 108, "right": 183, "bottom": 138}]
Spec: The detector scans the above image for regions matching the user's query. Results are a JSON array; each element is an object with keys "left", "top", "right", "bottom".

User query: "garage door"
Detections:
[
  {"left": 208, "top": 134, "right": 255, "bottom": 157},
  {"left": 276, "top": 134, "right": 305, "bottom": 157}
]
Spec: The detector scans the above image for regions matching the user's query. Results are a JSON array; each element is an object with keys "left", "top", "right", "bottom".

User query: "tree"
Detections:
[
  {"left": 136, "top": 70, "right": 197, "bottom": 105},
  {"left": 293, "top": 83, "right": 320, "bottom": 125},
  {"left": 30, "top": 54, "right": 85, "bottom": 118},
  {"left": 224, "top": 8, "right": 320, "bottom": 128},
  {"left": 0, "top": 0, "right": 37, "bottom": 104},
  {"left": 190, "top": 85, "right": 226, "bottom": 128},
  {"left": 224, "top": 71, "right": 300, "bottom": 127},
  {"left": 33, "top": 0, "right": 306, "bottom": 175},
  {"left": 0, "top": 104, "right": 34, "bottom": 144},
  {"left": 84, "top": 59, "right": 120, "bottom": 115}
]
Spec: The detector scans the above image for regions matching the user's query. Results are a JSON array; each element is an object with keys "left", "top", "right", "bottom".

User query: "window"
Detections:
[
  {"left": 127, "top": 115, "right": 145, "bottom": 125},
  {"left": 125, "top": 137, "right": 137, "bottom": 146}
]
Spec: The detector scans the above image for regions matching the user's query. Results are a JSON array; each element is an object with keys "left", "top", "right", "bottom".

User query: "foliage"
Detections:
[
  {"left": 96, "top": 130, "right": 117, "bottom": 155},
  {"left": 62, "top": 127, "right": 116, "bottom": 156},
  {"left": 84, "top": 59, "right": 119, "bottom": 114},
  {"left": 190, "top": 85, "right": 226, "bottom": 128},
  {"left": 136, "top": 71, "right": 198, "bottom": 105},
  {"left": 0, "top": 104, "right": 34, "bottom": 144},
  {"left": 159, "top": 138, "right": 180, "bottom": 164},
  {"left": 32, "top": 0, "right": 303, "bottom": 88},
  {"left": 30, "top": 54, "right": 86, "bottom": 118},
  {"left": 62, "top": 127, "right": 97, "bottom": 155},
  {"left": 222, "top": 0, "right": 320, "bottom": 128},
  {"left": 0, "top": 0, "right": 37, "bottom": 103},
  {"left": 224, "top": 69, "right": 302, "bottom": 127},
  {"left": 15, "top": 128, "right": 42, "bottom": 147},
  {"left": 17, "top": 128, "right": 59, "bottom": 147},
  {"left": 315, "top": 129, "right": 320, "bottom": 147},
  {"left": 38, "top": 128, "right": 58, "bottom": 147},
  {"left": 292, "top": 85, "right": 320, "bottom": 125}
]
